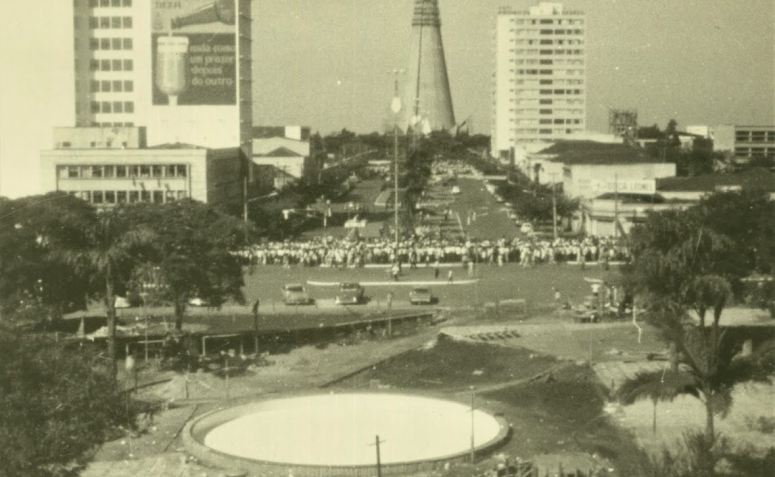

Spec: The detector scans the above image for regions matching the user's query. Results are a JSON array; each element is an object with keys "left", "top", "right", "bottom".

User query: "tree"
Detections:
[
  {"left": 0, "top": 193, "right": 94, "bottom": 322},
  {"left": 0, "top": 329, "right": 132, "bottom": 477},
  {"left": 69, "top": 208, "right": 154, "bottom": 382},
  {"left": 125, "top": 200, "right": 246, "bottom": 330},
  {"left": 622, "top": 204, "right": 774, "bottom": 441}
]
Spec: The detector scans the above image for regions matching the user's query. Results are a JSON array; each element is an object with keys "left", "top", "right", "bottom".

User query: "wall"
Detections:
[{"left": 564, "top": 163, "right": 676, "bottom": 199}]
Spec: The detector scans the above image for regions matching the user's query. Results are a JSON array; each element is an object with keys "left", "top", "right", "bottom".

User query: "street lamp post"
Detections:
[
  {"left": 389, "top": 69, "right": 404, "bottom": 267},
  {"left": 470, "top": 385, "right": 476, "bottom": 464}
]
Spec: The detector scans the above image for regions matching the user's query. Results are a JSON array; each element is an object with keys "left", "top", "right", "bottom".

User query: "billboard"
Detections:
[
  {"left": 591, "top": 179, "right": 656, "bottom": 195},
  {"left": 151, "top": 0, "right": 236, "bottom": 106}
]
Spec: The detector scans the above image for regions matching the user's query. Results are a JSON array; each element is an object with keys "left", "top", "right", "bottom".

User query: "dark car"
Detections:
[
  {"left": 336, "top": 282, "right": 365, "bottom": 305},
  {"left": 283, "top": 284, "right": 312, "bottom": 305},
  {"left": 409, "top": 287, "right": 434, "bottom": 305}
]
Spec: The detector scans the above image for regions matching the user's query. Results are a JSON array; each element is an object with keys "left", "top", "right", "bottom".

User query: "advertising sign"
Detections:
[
  {"left": 591, "top": 179, "right": 656, "bottom": 195},
  {"left": 151, "top": 0, "right": 236, "bottom": 106}
]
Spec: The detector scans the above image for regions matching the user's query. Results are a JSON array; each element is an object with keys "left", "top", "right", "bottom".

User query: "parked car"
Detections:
[
  {"left": 114, "top": 296, "right": 131, "bottom": 308},
  {"left": 336, "top": 282, "right": 365, "bottom": 305},
  {"left": 451, "top": 186, "right": 461, "bottom": 195},
  {"left": 409, "top": 287, "right": 435, "bottom": 305},
  {"left": 520, "top": 222, "right": 534, "bottom": 235},
  {"left": 188, "top": 296, "right": 208, "bottom": 307},
  {"left": 283, "top": 284, "right": 312, "bottom": 305}
]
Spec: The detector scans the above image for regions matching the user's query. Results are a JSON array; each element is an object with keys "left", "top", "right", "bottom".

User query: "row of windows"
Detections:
[
  {"left": 60, "top": 164, "right": 188, "bottom": 179},
  {"left": 515, "top": 69, "right": 584, "bottom": 76},
  {"left": 69, "top": 189, "right": 186, "bottom": 206},
  {"left": 89, "top": 16, "right": 133, "bottom": 29},
  {"left": 514, "top": 128, "right": 584, "bottom": 135},
  {"left": 539, "top": 29, "right": 584, "bottom": 35},
  {"left": 512, "top": 109, "right": 584, "bottom": 115},
  {"left": 735, "top": 132, "right": 775, "bottom": 142},
  {"left": 513, "top": 39, "right": 583, "bottom": 45},
  {"left": 516, "top": 119, "right": 583, "bottom": 125},
  {"left": 94, "top": 122, "right": 134, "bottom": 127},
  {"left": 513, "top": 98, "right": 584, "bottom": 106},
  {"left": 514, "top": 79, "right": 584, "bottom": 86},
  {"left": 90, "top": 101, "right": 135, "bottom": 113},
  {"left": 511, "top": 89, "right": 584, "bottom": 96},
  {"left": 512, "top": 18, "right": 584, "bottom": 26},
  {"left": 88, "top": 0, "right": 132, "bottom": 7},
  {"left": 734, "top": 147, "right": 775, "bottom": 157},
  {"left": 513, "top": 49, "right": 583, "bottom": 56},
  {"left": 89, "top": 58, "right": 134, "bottom": 71},
  {"left": 91, "top": 80, "right": 134, "bottom": 93},
  {"left": 510, "top": 58, "right": 583, "bottom": 66},
  {"left": 89, "top": 37, "right": 133, "bottom": 50}
]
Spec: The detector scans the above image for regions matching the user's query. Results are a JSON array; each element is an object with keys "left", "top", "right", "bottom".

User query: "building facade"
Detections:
[
  {"left": 40, "top": 127, "right": 243, "bottom": 209},
  {"left": 711, "top": 125, "right": 775, "bottom": 161},
  {"left": 71, "top": 0, "right": 252, "bottom": 152},
  {"left": 492, "top": 2, "right": 586, "bottom": 158}
]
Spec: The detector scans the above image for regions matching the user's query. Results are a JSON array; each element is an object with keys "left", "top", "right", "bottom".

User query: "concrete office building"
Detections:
[
  {"left": 40, "top": 127, "right": 243, "bottom": 209},
  {"left": 492, "top": 2, "right": 586, "bottom": 159},
  {"left": 711, "top": 125, "right": 775, "bottom": 161},
  {"left": 71, "top": 0, "right": 252, "bottom": 152}
]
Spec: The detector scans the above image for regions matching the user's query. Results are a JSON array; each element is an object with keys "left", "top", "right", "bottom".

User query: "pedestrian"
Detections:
[
  {"left": 553, "top": 288, "right": 561, "bottom": 307},
  {"left": 391, "top": 263, "right": 400, "bottom": 282},
  {"left": 447, "top": 270, "right": 454, "bottom": 284},
  {"left": 434, "top": 259, "right": 440, "bottom": 279},
  {"left": 468, "top": 260, "right": 474, "bottom": 277}
]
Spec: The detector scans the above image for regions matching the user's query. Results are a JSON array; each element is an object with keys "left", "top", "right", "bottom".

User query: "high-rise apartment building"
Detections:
[
  {"left": 71, "top": 0, "right": 252, "bottom": 151},
  {"left": 492, "top": 2, "right": 586, "bottom": 159}
]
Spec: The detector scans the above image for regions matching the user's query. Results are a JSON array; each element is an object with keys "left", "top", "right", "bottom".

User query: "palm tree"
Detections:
[
  {"left": 617, "top": 368, "right": 693, "bottom": 436},
  {"left": 72, "top": 210, "right": 153, "bottom": 382}
]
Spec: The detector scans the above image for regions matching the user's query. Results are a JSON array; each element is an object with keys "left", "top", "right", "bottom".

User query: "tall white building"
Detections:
[
  {"left": 492, "top": 2, "right": 586, "bottom": 159},
  {"left": 71, "top": 0, "right": 252, "bottom": 151}
]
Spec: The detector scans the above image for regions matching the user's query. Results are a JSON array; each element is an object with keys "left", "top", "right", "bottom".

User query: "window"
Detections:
[
  {"left": 81, "top": 166, "right": 92, "bottom": 178},
  {"left": 98, "top": 38, "right": 109, "bottom": 50},
  {"left": 103, "top": 166, "right": 114, "bottom": 178},
  {"left": 90, "top": 101, "right": 100, "bottom": 113},
  {"left": 113, "top": 101, "right": 123, "bottom": 113},
  {"left": 128, "top": 165, "right": 139, "bottom": 177},
  {"left": 176, "top": 165, "right": 187, "bottom": 177},
  {"left": 105, "top": 191, "right": 116, "bottom": 203},
  {"left": 540, "top": 39, "right": 552, "bottom": 45},
  {"left": 111, "top": 0, "right": 121, "bottom": 6},
  {"left": 111, "top": 16, "right": 122, "bottom": 28},
  {"left": 539, "top": 119, "right": 552, "bottom": 125},
  {"left": 539, "top": 109, "right": 552, "bottom": 114},
  {"left": 117, "top": 191, "right": 127, "bottom": 203},
  {"left": 100, "top": 17, "right": 110, "bottom": 28},
  {"left": 90, "top": 80, "right": 100, "bottom": 92},
  {"left": 540, "top": 99, "right": 553, "bottom": 104},
  {"left": 91, "top": 166, "right": 103, "bottom": 178},
  {"left": 112, "top": 38, "right": 122, "bottom": 50},
  {"left": 540, "top": 19, "right": 553, "bottom": 24},
  {"left": 177, "top": 191, "right": 187, "bottom": 199},
  {"left": 540, "top": 59, "right": 553, "bottom": 65},
  {"left": 554, "top": 119, "right": 565, "bottom": 124},
  {"left": 89, "top": 17, "right": 98, "bottom": 29},
  {"left": 129, "top": 191, "right": 139, "bottom": 203},
  {"left": 153, "top": 191, "right": 164, "bottom": 204},
  {"left": 113, "top": 80, "right": 122, "bottom": 92},
  {"left": 539, "top": 129, "right": 552, "bottom": 134},
  {"left": 116, "top": 166, "right": 127, "bottom": 177},
  {"left": 166, "top": 165, "right": 176, "bottom": 177},
  {"left": 540, "top": 69, "right": 552, "bottom": 74},
  {"left": 89, "top": 38, "right": 99, "bottom": 50},
  {"left": 141, "top": 191, "right": 151, "bottom": 202},
  {"left": 68, "top": 166, "right": 80, "bottom": 178},
  {"left": 101, "top": 101, "right": 111, "bottom": 113},
  {"left": 124, "top": 80, "right": 133, "bottom": 92},
  {"left": 123, "top": 59, "right": 133, "bottom": 71},
  {"left": 89, "top": 59, "right": 100, "bottom": 71},
  {"left": 100, "top": 59, "right": 110, "bottom": 71},
  {"left": 89, "top": 0, "right": 98, "bottom": 6},
  {"left": 122, "top": 38, "right": 132, "bottom": 50},
  {"left": 122, "top": 16, "right": 132, "bottom": 28},
  {"left": 101, "top": 80, "right": 111, "bottom": 92},
  {"left": 123, "top": 0, "right": 132, "bottom": 6},
  {"left": 140, "top": 165, "right": 150, "bottom": 177},
  {"left": 93, "top": 191, "right": 104, "bottom": 204},
  {"left": 539, "top": 79, "right": 553, "bottom": 84},
  {"left": 166, "top": 190, "right": 176, "bottom": 202},
  {"left": 112, "top": 59, "right": 122, "bottom": 71},
  {"left": 539, "top": 89, "right": 552, "bottom": 94},
  {"left": 100, "top": 0, "right": 109, "bottom": 6},
  {"left": 124, "top": 101, "right": 134, "bottom": 113},
  {"left": 149, "top": 165, "right": 161, "bottom": 177}
]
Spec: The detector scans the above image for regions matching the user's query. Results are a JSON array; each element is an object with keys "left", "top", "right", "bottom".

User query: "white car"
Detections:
[
  {"left": 520, "top": 223, "right": 534, "bottom": 234},
  {"left": 451, "top": 186, "right": 461, "bottom": 195}
]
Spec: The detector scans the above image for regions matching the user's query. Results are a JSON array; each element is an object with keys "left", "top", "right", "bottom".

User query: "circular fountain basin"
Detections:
[{"left": 186, "top": 392, "right": 510, "bottom": 476}]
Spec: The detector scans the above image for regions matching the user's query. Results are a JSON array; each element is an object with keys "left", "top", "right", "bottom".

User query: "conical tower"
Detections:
[{"left": 401, "top": 0, "right": 456, "bottom": 133}]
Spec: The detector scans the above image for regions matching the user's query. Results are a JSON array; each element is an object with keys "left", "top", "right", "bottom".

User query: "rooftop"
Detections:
[
  {"left": 542, "top": 141, "right": 656, "bottom": 165},
  {"left": 258, "top": 147, "right": 304, "bottom": 158},
  {"left": 657, "top": 168, "right": 775, "bottom": 192}
]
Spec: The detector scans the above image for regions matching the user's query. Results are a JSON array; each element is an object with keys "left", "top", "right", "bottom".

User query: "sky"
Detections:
[{"left": 1, "top": 0, "right": 773, "bottom": 198}]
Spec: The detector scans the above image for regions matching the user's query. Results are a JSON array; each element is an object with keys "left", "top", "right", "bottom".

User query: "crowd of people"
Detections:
[{"left": 237, "top": 235, "right": 630, "bottom": 268}]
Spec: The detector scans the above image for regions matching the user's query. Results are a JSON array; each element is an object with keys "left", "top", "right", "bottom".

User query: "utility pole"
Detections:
[
  {"left": 389, "top": 69, "right": 404, "bottom": 264},
  {"left": 370, "top": 435, "right": 385, "bottom": 477},
  {"left": 613, "top": 174, "right": 619, "bottom": 240},
  {"left": 550, "top": 172, "right": 558, "bottom": 241},
  {"left": 470, "top": 386, "right": 476, "bottom": 464}
]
